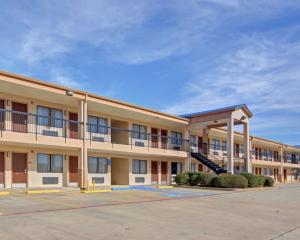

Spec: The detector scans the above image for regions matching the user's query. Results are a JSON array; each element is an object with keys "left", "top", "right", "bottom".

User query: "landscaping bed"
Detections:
[{"left": 175, "top": 172, "right": 275, "bottom": 189}]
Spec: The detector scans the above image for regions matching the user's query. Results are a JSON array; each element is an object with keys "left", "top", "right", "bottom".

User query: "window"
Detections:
[
  {"left": 263, "top": 168, "right": 268, "bottom": 176},
  {"left": 221, "top": 141, "right": 227, "bottom": 151},
  {"left": 88, "top": 116, "right": 108, "bottom": 134},
  {"left": 132, "top": 124, "right": 147, "bottom": 140},
  {"left": 37, "top": 106, "right": 63, "bottom": 128},
  {"left": 88, "top": 157, "right": 108, "bottom": 173},
  {"left": 190, "top": 136, "right": 196, "bottom": 147},
  {"left": 132, "top": 160, "right": 147, "bottom": 174},
  {"left": 211, "top": 139, "right": 220, "bottom": 150},
  {"left": 191, "top": 163, "right": 196, "bottom": 172},
  {"left": 37, "top": 153, "right": 63, "bottom": 173},
  {"left": 171, "top": 131, "right": 182, "bottom": 146},
  {"left": 171, "top": 162, "right": 182, "bottom": 174}
]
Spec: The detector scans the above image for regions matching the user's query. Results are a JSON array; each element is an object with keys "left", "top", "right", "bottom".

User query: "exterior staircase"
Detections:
[{"left": 191, "top": 152, "right": 227, "bottom": 174}]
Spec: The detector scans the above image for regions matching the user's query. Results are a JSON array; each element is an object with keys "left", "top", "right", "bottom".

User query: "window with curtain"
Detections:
[
  {"left": 37, "top": 106, "right": 63, "bottom": 128},
  {"left": 132, "top": 124, "right": 147, "bottom": 140},
  {"left": 88, "top": 157, "right": 108, "bottom": 173},
  {"left": 211, "top": 139, "right": 220, "bottom": 150},
  {"left": 171, "top": 131, "right": 182, "bottom": 145},
  {"left": 37, "top": 153, "right": 63, "bottom": 173},
  {"left": 191, "top": 163, "right": 196, "bottom": 172},
  {"left": 88, "top": 116, "right": 108, "bottom": 134},
  {"left": 222, "top": 141, "right": 227, "bottom": 151},
  {"left": 132, "top": 160, "right": 147, "bottom": 174},
  {"left": 190, "top": 136, "right": 196, "bottom": 147}
]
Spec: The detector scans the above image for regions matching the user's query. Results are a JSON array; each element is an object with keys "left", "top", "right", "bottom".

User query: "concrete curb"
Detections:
[
  {"left": 174, "top": 185, "right": 278, "bottom": 192},
  {"left": 81, "top": 189, "right": 112, "bottom": 194},
  {"left": 26, "top": 189, "right": 61, "bottom": 195},
  {"left": 0, "top": 191, "right": 10, "bottom": 196}
]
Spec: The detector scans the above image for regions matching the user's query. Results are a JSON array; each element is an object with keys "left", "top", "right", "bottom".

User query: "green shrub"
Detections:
[
  {"left": 211, "top": 174, "right": 248, "bottom": 188},
  {"left": 197, "top": 172, "right": 216, "bottom": 187},
  {"left": 264, "top": 176, "right": 274, "bottom": 187},
  {"left": 240, "top": 173, "right": 259, "bottom": 187},
  {"left": 256, "top": 175, "right": 265, "bottom": 187},
  {"left": 175, "top": 173, "right": 189, "bottom": 185},
  {"left": 189, "top": 172, "right": 200, "bottom": 186}
]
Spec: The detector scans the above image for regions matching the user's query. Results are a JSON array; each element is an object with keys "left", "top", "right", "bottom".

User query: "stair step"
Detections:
[{"left": 191, "top": 152, "right": 227, "bottom": 175}]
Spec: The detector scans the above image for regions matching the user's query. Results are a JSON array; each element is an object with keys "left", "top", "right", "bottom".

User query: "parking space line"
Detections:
[
  {"left": 10, "top": 192, "right": 80, "bottom": 209},
  {"left": 0, "top": 191, "right": 230, "bottom": 217}
]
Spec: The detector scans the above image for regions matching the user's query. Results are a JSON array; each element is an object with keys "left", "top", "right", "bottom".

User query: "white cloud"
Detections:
[
  {"left": 49, "top": 68, "right": 84, "bottom": 89},
  {"left": 164, "top": 33, "right": 300, "bottom": 115}
]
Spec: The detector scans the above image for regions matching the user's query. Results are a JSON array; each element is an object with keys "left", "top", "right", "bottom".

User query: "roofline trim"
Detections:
[{"left": 0, "top": 70, "right": 189, "bottom": 123}]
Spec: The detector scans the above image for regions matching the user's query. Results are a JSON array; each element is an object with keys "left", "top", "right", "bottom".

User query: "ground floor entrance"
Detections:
[
  {"left": 0, "top": 152, "right": 4, "bottom": 187},
  {"left": 151, "top": 161, "right": 158, "bottom": 184},
  {"left": 69, "top": 156, "right": 78, "bottom": 186},
  {"left": 12, "top": 153, "right": 27, "bottom": 187}
]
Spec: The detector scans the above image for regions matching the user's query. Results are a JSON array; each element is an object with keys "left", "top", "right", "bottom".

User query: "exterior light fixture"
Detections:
[
  {"left": 240, "top": 116, "right": 246, "bottom": 121},
  {"left": 66, "top": 90, "right": 74, "bottom": 96}
]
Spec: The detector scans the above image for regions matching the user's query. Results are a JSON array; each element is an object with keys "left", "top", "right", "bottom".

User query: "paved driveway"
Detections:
[{"left": 0, "top": 184, "right": 299, "bottom": 239}]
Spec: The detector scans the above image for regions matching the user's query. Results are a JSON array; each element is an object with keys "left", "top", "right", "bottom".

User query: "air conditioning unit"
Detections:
[
  {"left": 135, "top": 177, "right": 145, "bottom": 183},
  {"left": 42, "top": 130, "right": 59, "bottom": 137},
  {"left": 173, "top": 146, "right": 181, "bottom": 150},
  {"left": 135, "top": 141, "right": 145, "bottom": 147},
  {"left": 92, "top": 136, "right": 104, "bottom": 142}
]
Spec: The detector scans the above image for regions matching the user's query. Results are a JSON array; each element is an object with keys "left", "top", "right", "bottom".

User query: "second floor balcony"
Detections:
[{"left": 0, "top": 109, "right": 189, "bottom": 154}]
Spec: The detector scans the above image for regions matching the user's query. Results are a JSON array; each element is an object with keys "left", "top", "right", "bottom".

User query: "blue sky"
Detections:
[{"left": 0, "top": 0, "right": 300, "bottom": 145}]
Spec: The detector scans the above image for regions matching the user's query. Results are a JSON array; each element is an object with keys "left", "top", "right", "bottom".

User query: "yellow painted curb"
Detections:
[
  {"left": 26, "top": 190, "right": 61, "bottom": 194},
  {"left": 81, "top": 189, "right": 112, "bottom": 194},
  {"left": 0, "top": 192, "right": 10, "bottom": 196},
  {"left": 157, "top": 186, "right": 174, "bottom": 189}
]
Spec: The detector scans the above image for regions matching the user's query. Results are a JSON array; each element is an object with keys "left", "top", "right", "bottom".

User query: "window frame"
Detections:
[
  {"left": 88, "top": 115, "right": 108, "bottom": 134},
  {"left": 171, "top": 131, "right": 183, "bottom": 146},
  {"left": 37, "top": 153, "right": 63, "bottom": 173},
  {"left": 132, "top": 160, "right": 147, "bottom": 174},
  {"left": 132, "top": 124, "right": 147, "bottom": 140},
  {"left": 88, "top": 157, "right": 108, "bottom": 174},
  {"left": 37, "top": 106, "right": 63, "bottom": 128}
]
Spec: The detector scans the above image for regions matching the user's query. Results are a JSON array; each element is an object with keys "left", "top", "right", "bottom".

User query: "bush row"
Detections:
[{"left": 175, "top": 172, "right": 274, "bottom": 188}]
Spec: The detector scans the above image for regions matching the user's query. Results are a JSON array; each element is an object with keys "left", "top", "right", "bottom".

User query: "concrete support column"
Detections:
[
  {"left": 243, "top": 122, "right": 251, "bottom": 173},
  {"left": 79, "top": 99, "right": 88, "bottom": 189},
  {"left": 226, "top": 116, "right": 234, "bottom": 174},
  {"left": 184, "top": 126, "right": 191, "bottom": 172},
  {"left": 4, "top": 151, "right": 12, "bottom": 189},
  {"left": 202, "top": 128, "right": 209, "bottom": 154},
  {"left": 279, "top": 145, "right": 284, "bottom": 182}
]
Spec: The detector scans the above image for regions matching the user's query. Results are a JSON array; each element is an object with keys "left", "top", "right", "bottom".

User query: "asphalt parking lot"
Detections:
[{"left": 0, "top": 184, "right": 299, "bottom": 240}]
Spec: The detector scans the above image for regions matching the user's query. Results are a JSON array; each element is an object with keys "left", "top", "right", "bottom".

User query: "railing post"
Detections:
[
  {"left": 0, "top": 110, "right": 2, "bottom": 138},
  {"left": 130, "top": 131, "right": 133, "bottom": 149},
  {"left": 35, "top": 114, "right": 38, "bottom": 141},
  {"left": 64, "top": 120, "right": 67, "bottom": 143}
]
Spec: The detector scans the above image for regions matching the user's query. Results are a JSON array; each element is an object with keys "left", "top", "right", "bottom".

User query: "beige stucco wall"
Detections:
[{"left": 111, "top": 158, "right": 129, "bottom": 185}]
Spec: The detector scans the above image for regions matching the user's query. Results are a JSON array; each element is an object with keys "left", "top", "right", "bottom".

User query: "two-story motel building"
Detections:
[{"left": 0, "top": 70, "right": 299, "bottom": 190}]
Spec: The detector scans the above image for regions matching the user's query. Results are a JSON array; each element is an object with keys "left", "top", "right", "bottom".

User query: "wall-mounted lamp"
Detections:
[
  {"left": 64, "top": 155, "right": 68, "bottom": 160},
  {"left": 240, "top": 116, "right": 246, "bottom": 121},
  {"left": 6, "top": 99, "right": 10, "bottom": 106},
  {"left": 66, "top": 90, "right": 74, "bottom": 96},
  {"left": 6, "top": 151, "right": 10, "bottom": 158}
]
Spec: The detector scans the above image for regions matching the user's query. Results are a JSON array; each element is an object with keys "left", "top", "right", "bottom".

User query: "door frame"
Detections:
[
  {"left": 12, "top": 101, "right": 28, "bottom": 133},
  {"left": 160, "top": 161, "right": 168, "bottom": 184},
  {"left": 151, "top": 161, "right": 158, "bottom": 184},
  {"left": 0, "top": 152, "right": 4, "bottom": 187},
  {"left": 12, "top": 152, "right": 28, "bottom": 187},
  {"left": 69, "top": 112, "right": 79, "bottom": 139},
  {"left": 69, "top": 155, "right": 79, "bottom": 185},
  {"left": 151, "top": 128, "right": 158, "bottom": 148}
]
